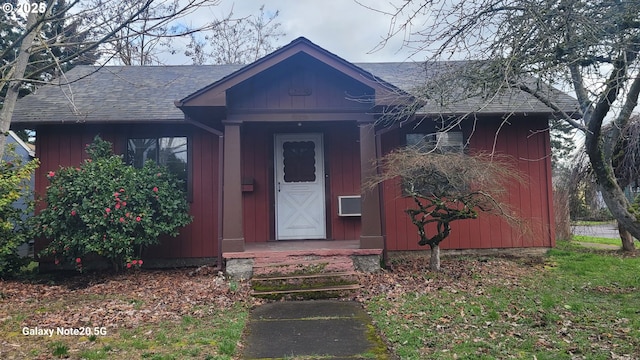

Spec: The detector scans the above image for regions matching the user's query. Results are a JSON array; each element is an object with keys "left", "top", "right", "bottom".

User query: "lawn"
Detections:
[
  {"left": 1, "top": 243, "right": 638, "bottom": 359},
  {"left": 361, "top": 241, "right": 640, "bottom": 359},
  {"left": 572, "top": 234, "right": 624, "bottom": 246},
  {"left": 0, "top": 267, "right": 252, "bottom": 359}
]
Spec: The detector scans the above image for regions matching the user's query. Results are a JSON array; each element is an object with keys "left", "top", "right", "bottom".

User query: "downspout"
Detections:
[
  {"left": 183, "top": 116, "right": 225, "bottom": 271},
  {"left": 374, "top": 127, "right": 388, "bottom": 264}
]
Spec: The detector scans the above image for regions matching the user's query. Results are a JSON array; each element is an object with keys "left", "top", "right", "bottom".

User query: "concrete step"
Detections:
[
  {"left": 251, "top": 266, "right": 361, "bottom": 300},
  {"left": 251, "top": 284, "right": 362, "bottom": 297},
  {"left": 252, "top": 271, "right": 359, "bottom": 282}
]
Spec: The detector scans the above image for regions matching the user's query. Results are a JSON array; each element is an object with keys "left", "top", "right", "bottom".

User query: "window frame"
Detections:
[
  {"left": 126, "top": 135, "right": 193, "bottom": 202},
  {"left": 402, "top": 130, "right": 466, "bottom": 197}
]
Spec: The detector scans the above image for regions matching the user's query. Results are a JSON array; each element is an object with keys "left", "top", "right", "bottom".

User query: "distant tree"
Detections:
[
  {"left": 88, "top": 0, "right": 223, "bottom": 65},
  {"left": 362, "top": 0, "right": 640, "bottom": 251},
  {"left": 185, "top": 5, "right": 285, "bottom": 65},
  {"left": 0, "top": 0, "right": 222, "bottom": 159},
  {"left": 367, "top": 149, "right": 524, "bottom": 270}
]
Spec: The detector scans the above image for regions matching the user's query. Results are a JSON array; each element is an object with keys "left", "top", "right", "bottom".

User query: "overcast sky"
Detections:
[{"left": 172, "top": 0, "right": 429, "bottom": 64}]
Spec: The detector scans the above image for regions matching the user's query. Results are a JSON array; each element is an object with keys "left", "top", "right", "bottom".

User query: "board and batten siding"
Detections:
[
  {"left": 34, "top": 124, "right": 220, "bottom": 259},
  {"left": 380, "top": 116, "right": 555, "bottom": 251}
]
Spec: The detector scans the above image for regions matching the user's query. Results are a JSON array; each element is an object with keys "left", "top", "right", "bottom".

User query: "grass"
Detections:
[
  {"left": 4, "top": 245, "right": 639, "bottom": 359},
  {"left": 571, "top": 220, "right": 616, "bottom": 226},
  {"left": 12, "top": 304, "right": 248, "bottom": 360},
  {"left": 365, "top": 241, "right": 640, "bottom": 359},
  {"left": 0, "top": 270, "right": 249, "bottom": 360},
  {"left": 572, "top": 234, "right": 622, "bottom": 246}
]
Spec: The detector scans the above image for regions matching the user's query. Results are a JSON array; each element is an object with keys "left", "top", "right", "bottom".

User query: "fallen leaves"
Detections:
[{"left": 0, "top": 268, "right": 253, "bottom": 333}]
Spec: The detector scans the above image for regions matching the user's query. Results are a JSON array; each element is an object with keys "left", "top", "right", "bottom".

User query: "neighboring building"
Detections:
[
  {"left": 10, "top": 38, "right": 580, "bottom": 265},
  {"left": 3, "top": 131, "right": 36, "bottom": 256}
]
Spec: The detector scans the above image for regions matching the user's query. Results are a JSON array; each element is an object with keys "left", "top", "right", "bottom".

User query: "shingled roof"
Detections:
[{"left": 10, "top": 51, "right": 580, "bottom": 125}]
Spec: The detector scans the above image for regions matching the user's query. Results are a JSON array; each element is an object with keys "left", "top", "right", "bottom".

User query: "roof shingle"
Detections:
[{"left": 11, "top": 61, "right": 580, "bottom": 124}]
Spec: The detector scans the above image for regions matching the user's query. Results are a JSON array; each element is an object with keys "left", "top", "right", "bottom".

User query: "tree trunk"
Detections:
[
  {"left": 617, "top": 221, "right": 636, "bottom": 252},
  {"left": 429, "top": 243, "right": 441, "bottom": 271},
  {"left": 585, "top": 132, "right": 640, "bottom": 249},
  {"left": 0, "top": 11, "right": 40, "bottom": 159}
]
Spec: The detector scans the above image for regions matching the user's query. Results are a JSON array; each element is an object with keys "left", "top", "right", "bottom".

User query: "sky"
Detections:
[{"left": 171, "top": 0, "right": 429, "bottom": 64}]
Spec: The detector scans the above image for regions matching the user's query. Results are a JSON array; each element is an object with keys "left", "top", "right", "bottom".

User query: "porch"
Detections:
[{"left": 223, "top": 240, "right": 382, "bottom": 280}]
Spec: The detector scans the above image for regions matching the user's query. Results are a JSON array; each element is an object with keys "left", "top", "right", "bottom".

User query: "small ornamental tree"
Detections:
[
  {"left": 368, "top": 149, "right": 524, "bottom": 271},
  {"left": 0, "top": 145, "right": 39, "bottom": 277},
  {"left": 36, "top": 136, "right": 192, "bottom": 271}
]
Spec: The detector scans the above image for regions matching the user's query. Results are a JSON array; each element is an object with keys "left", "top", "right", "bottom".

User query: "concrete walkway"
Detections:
[
  {"left": 241, "top": 300, "right": 391, "bottom": 359},
  {"left": 572, "top": 223, "right": 619, "bottom": 238}
]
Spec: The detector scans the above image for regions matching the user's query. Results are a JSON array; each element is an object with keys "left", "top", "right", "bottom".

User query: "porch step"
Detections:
[
  {"left": 251, "top": 284, "right": 362, "bottom": 297},
  {"left": 250, "top": 270, "right": 361, "bottom": 299},
  {"left": 250, "top": 256, "right": 361, "bottom": 299},
  {"left": 252, "top": 271, "right": 358, "bottom": 281},
  {"left": 252, "top": 255, "right": 354, "bottom": 277},
  {"left": 223, "top": 247, "right": 382, "bottom": 284}
]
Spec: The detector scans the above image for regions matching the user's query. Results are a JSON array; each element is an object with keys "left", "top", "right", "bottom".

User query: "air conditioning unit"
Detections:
[{"left": 338, "top": 195, "right": 361, "bottom": 217}]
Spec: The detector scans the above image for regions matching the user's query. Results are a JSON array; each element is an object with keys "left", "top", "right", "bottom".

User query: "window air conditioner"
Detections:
[{"left": 338, "top": 195, "right": 361, "bottom": 217}]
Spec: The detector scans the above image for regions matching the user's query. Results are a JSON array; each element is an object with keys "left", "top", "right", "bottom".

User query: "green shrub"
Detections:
[
  {"left": 0, "top": 145, "right": 38, "bottom": 277},
  {"left": 35, "top": 136, "right": 192, "bottom": 271}
]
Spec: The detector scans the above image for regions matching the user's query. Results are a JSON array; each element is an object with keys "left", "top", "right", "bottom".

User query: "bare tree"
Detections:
[
  {"left": 0, "top": 0, "right": 221, "bottom": 158},
  {"left": 360, "top": 0, "right": 640, "bottom": 251},
  {"left": 87, "top": 0, "right": 222, "bottom": 65},
  {"left": 185, "top": 5, "right": 284, "bottom": 65},
  {"left": 367, "top": 149, "right": 524, "bottom": 270},
  {"left": 572, "top": 115, "right": 640, "bottom": 250}
]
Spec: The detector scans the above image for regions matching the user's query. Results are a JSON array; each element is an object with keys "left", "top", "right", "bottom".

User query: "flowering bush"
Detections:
[
  {"left": 0, "top": 145, "right": 39, "bottom": 277},
  {"left": 36, "top": 136, "right": 192, "bottom": 271}
]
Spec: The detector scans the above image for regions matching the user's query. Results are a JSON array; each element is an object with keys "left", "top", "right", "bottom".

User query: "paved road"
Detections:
[{"left": 572, "top": 223, "right": 619, "bottom": 239}]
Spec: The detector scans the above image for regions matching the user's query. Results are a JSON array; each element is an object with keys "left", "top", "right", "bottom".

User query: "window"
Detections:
[
  {"left": 406, "top": 131, "right": 464, "bottom": 153},
  {"left": 127, "top": 137, "right": 189, "bottom": 193},
  {"left": 282, "top": 141, "right": 316, "bottom": 182},
  {"left": 403, "top": 131, "right": 465, "bottom": 196}
]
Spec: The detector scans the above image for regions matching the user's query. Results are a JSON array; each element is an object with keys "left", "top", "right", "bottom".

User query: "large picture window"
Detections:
[{"left": 127, "top": 137, "right": 189, "bottom": 194}]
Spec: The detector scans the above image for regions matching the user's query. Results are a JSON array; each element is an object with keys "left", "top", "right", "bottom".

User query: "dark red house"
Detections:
[{"left": 11, "top": 38, "right": 580, "bottom": 267}]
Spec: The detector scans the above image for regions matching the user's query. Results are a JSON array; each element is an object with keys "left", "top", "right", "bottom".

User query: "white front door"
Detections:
[{"left": 274, "top": 133, "right": 326, "bottom": 240}]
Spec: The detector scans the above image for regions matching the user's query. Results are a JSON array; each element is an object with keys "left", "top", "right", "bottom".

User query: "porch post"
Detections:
[
  {"left": 221, "top": 121, "right": 245, "bottom": 252},
  {"left": 359, "top": 121, "right": 384, "bottom": 249}
]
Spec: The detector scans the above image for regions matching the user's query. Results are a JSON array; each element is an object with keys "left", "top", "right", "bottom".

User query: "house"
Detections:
[{"left": 10, "top": 37, "right": 580, "bottom": 269}]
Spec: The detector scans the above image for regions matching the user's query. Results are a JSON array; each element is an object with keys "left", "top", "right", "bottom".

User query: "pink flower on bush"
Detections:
[
  {"left": 152, "top": 186, "right": 158, "bottom": 192},
  {"left": 120, "top": 188, "right": 125, "bottom": 193},
  {"left": 119, "top": 217, "right": 125, "bottom": 223},
  {"left": 105, "top": 207, "right": 111, "bottom": 214},
  {"left": 138, "top": 260, "right": 143, "bottom": 266},
  {"left": 132, "top": 260, "right": 138, "bottom": 265},
  {"left": 126, "top": 262, "right": 132, "bottom": 269},
  {"left": 115, "top": 203, "right": 121, "bottom": 210},
  {"left": 122, "top": 201, "right": 127, "bottom": 207},
  {"left": 47, "top": 171, "right": 55, "bottom": 178},
  {"left": 71, "top": 210, "right": 76, "bottom": 216},
  {"left": 136, "top": 216, "right": 141, "bottom": 222},
  {"left": 54, "top": 259, "right": 59, "bottom": 265},
  {"left": 76, "top": 257, "right": 82, "bottom": 263},
  {"left": 114, "top": 192, "right": 120, "bottom": 197}
]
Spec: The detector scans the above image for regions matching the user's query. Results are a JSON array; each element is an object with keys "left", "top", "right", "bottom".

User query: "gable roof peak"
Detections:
[{"left": 176, "top": 36, "right": 405, "bottom": 108}]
